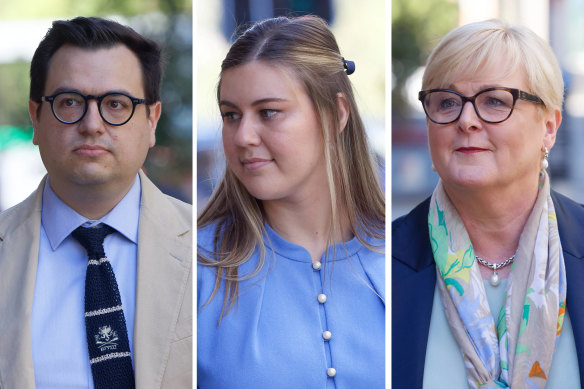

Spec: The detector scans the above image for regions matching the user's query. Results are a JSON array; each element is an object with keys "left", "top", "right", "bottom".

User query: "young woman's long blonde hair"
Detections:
[{"left": 198, "top": 15, "right": 385, "bottom": 321}]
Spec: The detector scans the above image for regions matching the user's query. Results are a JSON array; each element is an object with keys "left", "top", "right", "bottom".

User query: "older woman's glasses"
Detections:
[
  {"left": 418, "top": 87, "right": 544, "bottom": 124},
  {"left": 42, "top": 91, "right": 147, "bottom": 126}
]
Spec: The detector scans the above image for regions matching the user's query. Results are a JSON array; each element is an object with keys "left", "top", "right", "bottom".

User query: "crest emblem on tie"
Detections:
[{"left": 95, "top": 325, "right": 119, "bottom": 351}]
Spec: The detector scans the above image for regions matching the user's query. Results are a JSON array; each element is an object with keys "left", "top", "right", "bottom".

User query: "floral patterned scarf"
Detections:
[{"left": 428, "top": 173, "right": 566, "bottom": 388}]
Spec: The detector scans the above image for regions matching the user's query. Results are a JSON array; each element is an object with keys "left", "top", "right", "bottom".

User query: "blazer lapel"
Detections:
[
  {"left": 0, "top": 179, "right": 45, "bottom": 388},
  {"left": 392, "top": 198, "right": 436, "bottom": 389},
  {"left": 133, "top": 172, "right": 192, "bottom": 388},
  {"left": 552, "top": 190, "right": 584, "bottom": 383}
]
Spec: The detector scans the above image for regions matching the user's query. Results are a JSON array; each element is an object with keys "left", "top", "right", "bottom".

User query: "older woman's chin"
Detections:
[{"left": 435, "top": 165, "right": 493, "bottom": 185}]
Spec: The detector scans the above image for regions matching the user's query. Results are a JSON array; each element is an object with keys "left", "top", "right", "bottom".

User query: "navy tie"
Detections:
[{"left": 72, "top": 224, "right": 135, "bottom": 389}]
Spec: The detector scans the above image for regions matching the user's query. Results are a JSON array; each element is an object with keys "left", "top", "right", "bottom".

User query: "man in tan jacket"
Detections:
[{"left": 0, "top": 17, "right": 191, "bottom": 388}]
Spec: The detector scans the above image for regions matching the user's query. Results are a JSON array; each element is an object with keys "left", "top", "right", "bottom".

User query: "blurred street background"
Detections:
[
  {"left": 0, "top": 0, "right": 192, "bottom": 211},
  {"left": 392, "top": 0, "right": 584, "bottom": 218},
  {"left": 197, "top": 0, "right": 385, "bottom": 214}
]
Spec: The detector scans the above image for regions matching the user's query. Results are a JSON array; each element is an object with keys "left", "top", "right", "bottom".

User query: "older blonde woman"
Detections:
[
  {"left": 392, "top": 19, "right": 584, "bottom": 388},
  {"left": 198, "top": 16, "right": 385, "bottom": 389}
]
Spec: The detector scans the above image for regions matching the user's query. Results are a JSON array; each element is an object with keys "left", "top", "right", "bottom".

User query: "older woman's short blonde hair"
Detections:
[{"left": 422, "top": 19, "right": 563, "bottom": 113}]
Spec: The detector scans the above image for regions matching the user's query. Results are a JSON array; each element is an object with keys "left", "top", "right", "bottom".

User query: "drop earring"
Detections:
[{"left": 542, "top": 147, "right": 549, "bottom": 170}]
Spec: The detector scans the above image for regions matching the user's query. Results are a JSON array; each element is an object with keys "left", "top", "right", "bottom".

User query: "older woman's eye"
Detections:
[
  {"left": 485, "top": 97, "right": 508, "bottom": 108},
  {"left": 260, "top": 109, "right": 278, "bottom": 119},
  {"left": 438, "top": 98, "right": 460, "bottom": 111}
]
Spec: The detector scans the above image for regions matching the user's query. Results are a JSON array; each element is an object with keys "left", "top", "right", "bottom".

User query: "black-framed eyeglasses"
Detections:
[
  {"left": 42, "top": 91, "right": 147, "bottom": 126},
  {"left": 418, "top": 87, "right": 545, "bottom": 124}
]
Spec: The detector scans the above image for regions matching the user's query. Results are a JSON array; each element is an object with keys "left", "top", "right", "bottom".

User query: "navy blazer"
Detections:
[{"left": 392, "top": 191, "right": 584, "bottom": 388}]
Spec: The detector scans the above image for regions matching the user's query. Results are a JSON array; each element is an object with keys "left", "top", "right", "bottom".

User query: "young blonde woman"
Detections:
[{"left": 197, "top": 16, "right": 385, "bottom": 389}]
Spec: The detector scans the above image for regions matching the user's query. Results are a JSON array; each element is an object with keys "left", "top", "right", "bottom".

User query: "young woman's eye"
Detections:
[
  {"left": 260, "top": 109, "right": 278, "bottom": 119},
  {"left": 221, "top": 111, "right": 241, "bottom": 121}
]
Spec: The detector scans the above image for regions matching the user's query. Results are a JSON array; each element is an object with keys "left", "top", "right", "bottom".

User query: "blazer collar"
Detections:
[
  {"left": 0, "top": 178, "right": 45, "bottom": 388},
  {"left": 392, "top": 197, "right": 435, "bottom": 389},
  {"left": 553, "top": 190, "right": 584, "bottom": 259},
  {"left": 392, "top": 197, "right": 433, "bottom": 272},
  {"left": 133, "top": 171, "right": 192, "bottom": 388},
  {"left": 552, "top": 190, "right": 584, "bottom": 383}
]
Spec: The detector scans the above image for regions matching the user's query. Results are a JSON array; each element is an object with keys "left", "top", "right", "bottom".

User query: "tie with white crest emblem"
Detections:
[{"left": 72, "top": 224, "right": 135, "bottom": 388}]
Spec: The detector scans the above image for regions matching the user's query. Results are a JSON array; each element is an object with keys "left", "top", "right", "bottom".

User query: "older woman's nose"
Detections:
[{"left": 457, "top": 101, "right": 482, "bottom": 132}]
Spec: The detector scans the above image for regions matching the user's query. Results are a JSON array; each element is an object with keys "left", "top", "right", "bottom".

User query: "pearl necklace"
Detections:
[{"left": 475, "top": 254, "right": 517, "bottom": 286}]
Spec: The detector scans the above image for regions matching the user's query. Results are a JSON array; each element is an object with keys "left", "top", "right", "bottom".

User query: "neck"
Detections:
[
  {"left": 262, "top": 191, "right": 352, "bottom": 263},
  {"left": 443, "top": 177, "right": 540, "bottom": 275},
  {"left": 49, "top": 176, "right": 135, "bottom": 220}
]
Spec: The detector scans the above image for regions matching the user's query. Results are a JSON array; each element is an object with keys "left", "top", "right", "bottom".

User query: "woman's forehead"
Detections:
[{"left": 436, "top": 56, "right": 525, "bottom": 90}]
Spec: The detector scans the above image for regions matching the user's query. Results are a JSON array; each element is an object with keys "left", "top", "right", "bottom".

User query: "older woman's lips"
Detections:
[
  {"left": 456, "top": 147, "right": 488, "bottom": 154},
  {"left": 242, "top": 158, "right": 273, "bottom": 170}
]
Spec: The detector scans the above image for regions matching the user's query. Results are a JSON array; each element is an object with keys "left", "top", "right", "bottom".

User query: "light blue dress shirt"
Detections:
[
  {"left": 424, "top": 279, "right": 580, "bottom": 388},
  {"left": 31, "top": 175, "right": 141, "bottom": 389},
  {"left": 197, "top": 223, "right": 385, "bottom": 389}
]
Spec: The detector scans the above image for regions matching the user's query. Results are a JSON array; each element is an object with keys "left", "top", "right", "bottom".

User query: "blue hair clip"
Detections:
[{"left": 343, "top": 58, "right": 355, "bottom": 75}]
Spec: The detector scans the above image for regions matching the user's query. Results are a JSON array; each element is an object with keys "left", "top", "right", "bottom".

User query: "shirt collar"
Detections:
[{"left": 41, "top": 174, "right": 142, "bottom": 250}]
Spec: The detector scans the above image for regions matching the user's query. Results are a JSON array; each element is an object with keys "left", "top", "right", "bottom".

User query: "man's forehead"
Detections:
[
  {"left": 49, "top": 43, "right": 136, "bottom": 64},
  {"left": 45, "top": 44, "right": 144, "bottom": 94}
]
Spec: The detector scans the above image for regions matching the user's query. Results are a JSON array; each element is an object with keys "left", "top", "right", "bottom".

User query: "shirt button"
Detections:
[
  {"left": 327, "top": 368, "right": 336, "bottom": 377},
  {"left": 312, "top": 261, "right": 322, "bottom": 270},
  {"left": 322, "top": 330, "right": 332, "bottom": 340},
  {"left": 317, "top": 294, "right": 327, "bottom": 303}
]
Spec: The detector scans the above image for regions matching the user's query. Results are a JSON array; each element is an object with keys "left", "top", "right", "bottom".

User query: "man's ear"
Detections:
[
  {"left": 336, "top": 92, "right": 350, "bottom": 133},
  {"left": 147, "top": 101, "right": 162, "bottom": 147},
  {"left": 29, "top": 100, "right": 41, "bottom": 145}
]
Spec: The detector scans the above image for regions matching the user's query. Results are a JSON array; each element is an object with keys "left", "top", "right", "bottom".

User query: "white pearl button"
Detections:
[
  {"left": 322, "top": 330, "right": 332, "bottom": 340},
  {"left": 312, "top": 261, "right": 322, "bottom": 270},
  {"left": 317, "top": 294, "right": 327, "bottom": 303},
  {"left": 327, "top": 368, "right": 336, "bottom": 377}
]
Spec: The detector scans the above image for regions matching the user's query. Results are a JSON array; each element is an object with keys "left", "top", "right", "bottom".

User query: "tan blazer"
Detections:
[{"left": 0, "top": 171, "right": 192, "bottom": 388}]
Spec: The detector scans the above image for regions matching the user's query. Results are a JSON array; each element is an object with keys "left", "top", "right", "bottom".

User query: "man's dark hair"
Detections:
[{"left": 30, "top": 16, "right": 163, "bottom": 105}]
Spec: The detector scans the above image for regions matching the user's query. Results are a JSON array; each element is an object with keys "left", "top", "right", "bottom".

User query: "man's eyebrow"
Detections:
[{"left": 45, "top": 86, "right": 136, "bottom": 96}]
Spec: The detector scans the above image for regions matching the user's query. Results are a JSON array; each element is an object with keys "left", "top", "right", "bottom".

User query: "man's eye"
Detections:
[
  {"left": 107, "top": 100, "right": 124, "bottom": 109},
  {"left": 58, "top": 97, "right": 83, "bottom": 108}
]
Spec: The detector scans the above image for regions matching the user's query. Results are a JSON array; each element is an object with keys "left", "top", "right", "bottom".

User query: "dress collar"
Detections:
[{"left": 263, "top": 223, "right": 365, "bottom": 262}]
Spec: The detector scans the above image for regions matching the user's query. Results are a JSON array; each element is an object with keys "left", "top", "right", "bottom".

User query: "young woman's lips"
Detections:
[
  {"left": 242, "top": 158, "right": 273, "bottom": 170},
  {"left": 74, "top": 144, "right": 108, "bottom": 157},
  {"left": 456, "top": 147, "right": 488, "bottom": 154}
]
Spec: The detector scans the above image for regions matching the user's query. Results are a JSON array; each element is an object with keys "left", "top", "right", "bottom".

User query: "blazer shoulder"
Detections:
[
  {"left": 0, "top": 179, "right": 44, "bottom": 239},
  {"left": 139, "top": 172, "right": 192, "bottom": 230},
  {"left": 162, "top": 193, "right": 192, "bottom": 225},
  {"left": 552, "top": 190, "right": 584, "bottom": 259},
  {"left": 392, "top": 197, "right": 434, "bottom": 272}
]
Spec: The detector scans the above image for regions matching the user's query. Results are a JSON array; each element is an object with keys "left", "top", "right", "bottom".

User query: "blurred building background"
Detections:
[
  {"left": 0, "top": 0, "right": 192, "bottom": 211},
  {"left": 392, "top": 0, "right": 584, "bottom": 218},
  {"left": 197, "top": 0, "right": 385, "bottom": 214}
]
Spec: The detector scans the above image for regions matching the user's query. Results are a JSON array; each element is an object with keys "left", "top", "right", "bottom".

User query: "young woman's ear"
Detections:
[{"left": 336, "top": 92, "right": 350, "bottom": 133}]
